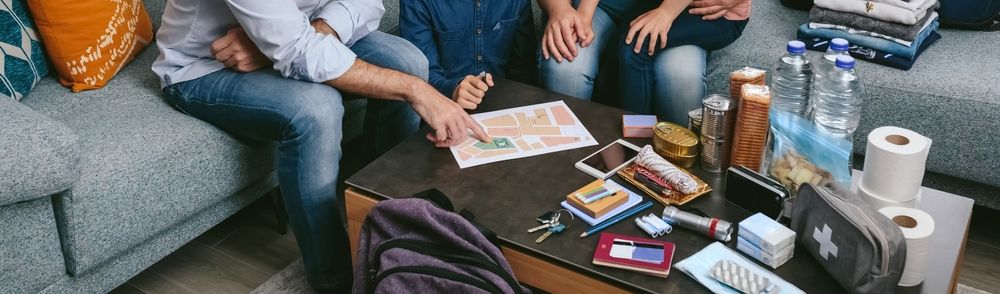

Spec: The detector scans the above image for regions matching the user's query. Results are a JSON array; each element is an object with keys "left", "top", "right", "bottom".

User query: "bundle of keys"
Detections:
[
  {"left": 528, "top": 209, "right": 573, "bottom": 244},
  {"left": 708, "top": 260, "right": 780, "bottom": 294}
]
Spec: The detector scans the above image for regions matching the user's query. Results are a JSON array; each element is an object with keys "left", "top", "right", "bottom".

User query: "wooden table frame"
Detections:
[{"left": 346, "top": 187, "right": 633, "bottom": 294}]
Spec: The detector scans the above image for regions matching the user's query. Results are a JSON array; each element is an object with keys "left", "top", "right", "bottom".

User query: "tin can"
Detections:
[
  {"left": 701, "top": 94, "right": 737, "bottom": 140},
  {"left": 701, "top": 136, "right": 732, "bottom": 173},
  {"left": 653, "top": 122, "right": 698, "bottom": 156},
  {"left": 687, "top": 107, "right": 703, "bottom": 137}
]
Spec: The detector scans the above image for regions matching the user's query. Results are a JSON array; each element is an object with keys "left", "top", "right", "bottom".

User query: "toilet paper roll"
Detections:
[
  {"left": 858, "top": 182, "right": 920, "bottom": 209},
  {"left": 879, "top": 206, "right": 935, "bottom": 287},
  {"left": 861, "top": 127, "right": 932, "bottom": 202}
]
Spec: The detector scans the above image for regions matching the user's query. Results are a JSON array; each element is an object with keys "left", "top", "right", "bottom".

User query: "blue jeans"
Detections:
[
  {"left": 538, "top": 0, "right": 637, "bottom": 100},
  {"left": 162, "top": 31, "right": 423, "bottom": 292},
  {"left": 619, "top": 7, "right": 747, "bottom": 123}
]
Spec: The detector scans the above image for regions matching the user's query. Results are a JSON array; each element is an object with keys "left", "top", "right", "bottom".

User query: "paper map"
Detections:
[{"left": 451, "top": 101, "right": 597, "bottom": 168}]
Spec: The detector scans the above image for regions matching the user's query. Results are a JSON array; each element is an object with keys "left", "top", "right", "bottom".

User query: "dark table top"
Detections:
[{"left": 346, "top": 80, "right": 972, "bottom": 293}]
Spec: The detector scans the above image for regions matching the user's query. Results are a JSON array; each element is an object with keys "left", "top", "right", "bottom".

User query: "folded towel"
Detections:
[
  {"left": 814, "top": 0, "right": 939, "bottom": 24},
  {"left": 797, "top": 20, "right": 939, "bottom": 59},
  {"left": 809, "top": 12, "right": 937, "bottom": 46},
  {"left": 797, "top": 32, "right": 941, "bottom": 70},
  {"left": 810, "top": 6, "right": 935, "bottom": 40}
]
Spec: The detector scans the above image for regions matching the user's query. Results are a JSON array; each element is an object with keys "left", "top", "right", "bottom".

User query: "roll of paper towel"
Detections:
[
  {"left": 860, "top": 127, "right": 932, "bottom": 207},
  {"left": 859, "top": 186, "right": 920, "bottom": 209},
  {"left": 879, "top": 206, "right": 935, "bottom": 287}
]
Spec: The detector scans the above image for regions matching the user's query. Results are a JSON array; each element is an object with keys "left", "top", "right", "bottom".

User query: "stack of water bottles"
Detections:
[
  {"left": 771, "top": 39, "right": 864, "bottom": 137},
  {"left": 760, "top": 40, "right": 860, "bottom": 192}
]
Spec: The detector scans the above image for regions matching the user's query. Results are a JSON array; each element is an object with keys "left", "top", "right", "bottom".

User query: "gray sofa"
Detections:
[
  {"left": 705, "top": 0, "right": 1000, "bottom": 208},
  {"left": 0, "top": 0, "right": 374, "bottom": 292}
]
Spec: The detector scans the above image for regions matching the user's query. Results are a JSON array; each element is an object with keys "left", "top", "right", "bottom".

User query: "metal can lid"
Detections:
[
  {"left": 702, "top": 94, "right": 735, "bottom": 112},
  {"left": 688, "top": 107, "right": 703, "bottom": 122}
]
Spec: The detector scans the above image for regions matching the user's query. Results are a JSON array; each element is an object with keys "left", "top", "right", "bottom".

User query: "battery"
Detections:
[
  {"left": 701, "top": 94, "right": 737, "bottom": 140},
  {"left": 701, "top": 136, "right": 731, "bottom": 173},
  {"left": 687, "top": 107, "right": 703, "bottom": 137}
]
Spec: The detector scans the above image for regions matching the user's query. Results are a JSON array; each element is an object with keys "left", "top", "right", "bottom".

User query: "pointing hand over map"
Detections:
[
  {"left": 408, "top": 83, "right": 491, "bottom": 147},
  {"left": 452, "top": 71, "right": 495, "bottom": 110}
]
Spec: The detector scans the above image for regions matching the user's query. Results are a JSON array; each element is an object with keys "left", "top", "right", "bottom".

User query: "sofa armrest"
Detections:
[{"left": 0, "top": 98, "right": 81, "bottom": 206}]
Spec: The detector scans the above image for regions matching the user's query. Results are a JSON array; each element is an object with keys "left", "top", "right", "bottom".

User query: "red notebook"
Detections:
[{"left": 592, "top": 232, "right": 675, "bottom": 278}]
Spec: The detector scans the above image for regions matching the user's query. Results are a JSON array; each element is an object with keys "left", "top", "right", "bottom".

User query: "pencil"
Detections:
[{"left": 579, "top": 201, "right": 654, "bottom": 237}]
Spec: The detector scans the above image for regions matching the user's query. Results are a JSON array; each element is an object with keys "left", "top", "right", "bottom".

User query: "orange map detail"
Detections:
[
  {"left": 541, "top": 136, "right": 581, "bottom": 147},
  {"left": 487, "top": 127, "right": 520, "bottom": 137},
  {"left": 514, "top": 139, "right": 531, "bottom": 150},
  {"left": 482, "top": 115, "right": 518, "bottom": 127},
  {"left": 550, "top": 106, "right": 575, "bottom": 125}
]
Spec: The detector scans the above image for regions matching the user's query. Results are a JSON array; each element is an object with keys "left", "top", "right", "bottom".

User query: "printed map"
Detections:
[{"left": 451, "top": 101, "right": 597, "bottom": 168}]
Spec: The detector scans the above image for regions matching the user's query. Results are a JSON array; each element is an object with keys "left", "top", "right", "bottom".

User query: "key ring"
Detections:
[{"left": 555, "top": 209, "right": 574, "bottom": 229}]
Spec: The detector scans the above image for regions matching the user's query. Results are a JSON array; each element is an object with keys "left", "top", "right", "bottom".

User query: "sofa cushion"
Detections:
[
  {"left": 0, "top": 96, "right": 79, "bottom": 205},
  {"left": 706, "top": 0, "right": 1000, "bottom": 188},
  {"left": 1, "top": 0, "right": 49, "bottom": 100},
  {"left": 0, "top": 198, "right": 67, "bottom": 293},
  {"left": 20, "top": 46, "right": 278, "bottom": 275},
  {"left": 26, "top": 0, "right": 154, "bottom": 92}
]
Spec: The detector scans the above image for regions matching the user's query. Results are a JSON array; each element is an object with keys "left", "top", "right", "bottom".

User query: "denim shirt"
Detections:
[{"left": 401, "top": 0, "right": 537, "bottom": 97}]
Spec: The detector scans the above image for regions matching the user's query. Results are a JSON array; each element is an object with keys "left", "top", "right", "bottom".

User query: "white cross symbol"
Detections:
[{"left": 813, "top": 224, "right": 839, "bottom": 260}]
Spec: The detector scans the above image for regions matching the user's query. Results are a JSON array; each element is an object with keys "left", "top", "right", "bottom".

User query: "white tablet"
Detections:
[{"left": 575, "top": 139, "right": 641, "bottom": 179}]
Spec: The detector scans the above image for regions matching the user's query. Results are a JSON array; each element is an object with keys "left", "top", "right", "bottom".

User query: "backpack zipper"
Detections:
[
  {"left": 816, "top": 187, "right": 890, "bottom": 276},
  {"left": 370, "top": 265, "right": 504, "bottom": 294},
  {"left": 368, "top": 239, "right": 522, "bottom": 294}
]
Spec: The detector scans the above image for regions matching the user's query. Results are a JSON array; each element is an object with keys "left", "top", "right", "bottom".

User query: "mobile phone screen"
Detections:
[{"left": 581, "top": 142, "right": 639, "bottom": 173}]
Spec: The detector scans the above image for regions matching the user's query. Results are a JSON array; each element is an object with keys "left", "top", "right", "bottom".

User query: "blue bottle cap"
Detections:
[
  {"left": 787, "top": 41, "right": 806, "bottom": 54},
  {"left": 830, "top": 38, "right": 849, "bottom": 51},
  {"left": 835, "top": 55, "right": 855, "bottom": 69}
]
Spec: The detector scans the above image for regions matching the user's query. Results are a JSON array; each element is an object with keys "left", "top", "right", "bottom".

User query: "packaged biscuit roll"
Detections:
[
  {"left": 730, "top": 84, "right": 772, "bottom": 170},
  {"left": 729, "top": 67, "right": 766, "bottom": 104}
]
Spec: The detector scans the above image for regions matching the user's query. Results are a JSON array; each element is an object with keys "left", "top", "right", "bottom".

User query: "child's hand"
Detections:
[
  {"left": 452, "top": 73, "right": 495, "bottom": 110},
  {"left": 625, "top": 6, "right": 676, "bottom": 56}
]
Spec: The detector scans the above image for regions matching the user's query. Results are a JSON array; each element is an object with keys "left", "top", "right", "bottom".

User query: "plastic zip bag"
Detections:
[{"left": 762, "top": 110, "right": 852, "bottom": 197}]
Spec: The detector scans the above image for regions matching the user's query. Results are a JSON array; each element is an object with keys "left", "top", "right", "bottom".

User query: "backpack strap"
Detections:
[{"left": 412, "top": 189, "right": 502, "bottom": 248}]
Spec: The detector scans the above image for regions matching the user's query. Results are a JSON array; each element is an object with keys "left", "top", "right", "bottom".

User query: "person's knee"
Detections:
[
  {"left": 539, "top": 53, "right": 598, "bottom": 83},
  {"left": 285, "top": 86, "right": 345, "bottom": 139},
  {"left": 376, "top": 35, "right": 430, "bottom": 81}
]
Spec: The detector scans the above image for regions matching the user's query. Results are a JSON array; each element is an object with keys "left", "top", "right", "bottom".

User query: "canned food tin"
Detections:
[
  {"left": 654, "top": 144, "right": 698, "bottom": 168},
  {"left": 701, "top": 94, "right": 737, "bottom": 140},
  {"left": 687, "top": 107, "right": 703, "bottom": 137},
  {"left": 653, "top": 122, "right": 699, "bottom": 156},
  {"left": 701, "top": 136, "right": 732, "bottom": 173}
]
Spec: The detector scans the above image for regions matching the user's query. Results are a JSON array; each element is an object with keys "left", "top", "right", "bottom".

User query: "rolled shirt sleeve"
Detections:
[
  {"left": 312, "top": 0, "right": 385, "bottom": 46},
  {"left": 223, "top": 0, "right": 357, "bottom": 82}
]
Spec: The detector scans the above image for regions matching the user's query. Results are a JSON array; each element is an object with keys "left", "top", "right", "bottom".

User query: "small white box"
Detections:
[
  {"left": 738, "top": 213, "right": 796, "bottom": 253},
  {"left": 737, "top": 237, "right": 794, "bottom": 269}
]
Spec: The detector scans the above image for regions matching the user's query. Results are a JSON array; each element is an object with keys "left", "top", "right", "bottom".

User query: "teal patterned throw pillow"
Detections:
[{"left": 1, "top": 0, "right": 49, "bottom": 101}]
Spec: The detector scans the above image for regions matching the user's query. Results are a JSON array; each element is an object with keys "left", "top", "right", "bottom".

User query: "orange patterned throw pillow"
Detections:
[{"left": 27, "top": 0, "right": 152, "bottom": 92}]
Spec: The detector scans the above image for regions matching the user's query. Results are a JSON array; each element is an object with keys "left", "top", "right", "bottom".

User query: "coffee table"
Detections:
[{"left": 344, "top": 80, "right": 973, "bottom": 293}]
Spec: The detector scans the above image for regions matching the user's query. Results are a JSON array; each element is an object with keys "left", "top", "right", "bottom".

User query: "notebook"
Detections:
[
  {"left": 562, "top": 184, "right": 642, "bottom": 226},
  {"left": 565, "top": 179, "right": 630, "bottom": 218},
  {"left": 592, "top": 232, "right": 675, "bottom": 278}
]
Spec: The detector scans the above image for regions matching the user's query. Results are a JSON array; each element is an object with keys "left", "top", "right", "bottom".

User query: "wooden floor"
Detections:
[{"left": 111, "top": 197, "right": 1000, "bottom": 294}]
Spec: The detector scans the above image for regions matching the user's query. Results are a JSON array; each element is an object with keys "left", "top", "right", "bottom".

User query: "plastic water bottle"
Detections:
[
  {"left": 809, "top": 38, "right": 850, "bottom": 114},
  {"left": 812, "top": 55, "right": 864, "bottom": 136},
  {"left": 770, "top": 41, "right": 813, "bottom": 116}
]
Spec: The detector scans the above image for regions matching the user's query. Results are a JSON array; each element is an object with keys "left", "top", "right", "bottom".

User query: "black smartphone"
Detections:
[{"left": 725, "top": 166, "right": 790, "bottom": 219}]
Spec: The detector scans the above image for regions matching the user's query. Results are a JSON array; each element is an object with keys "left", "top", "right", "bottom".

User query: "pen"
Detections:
[{"left": 580, "top": 201, "right": 654, "bottom": 237}]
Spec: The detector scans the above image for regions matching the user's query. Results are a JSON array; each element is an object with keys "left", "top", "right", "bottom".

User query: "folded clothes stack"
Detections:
[{"left": 797, "top": 0, "right": 942, "bottom": 70}]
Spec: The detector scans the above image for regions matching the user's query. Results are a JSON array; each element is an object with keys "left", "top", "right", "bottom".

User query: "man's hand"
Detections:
[
  {"left": 625, "top": 6, "right": 676, "bottom": 56},
  {"left": 541, "top": 6, "right": 587, "bottom": 63},
  {"left": 409, "top": 85, "right": 491, "bottom": 147},
  {"left": 452, "top": 73, "right": 494, "bottom": 110},
  {"left": 689, "top": 0, "right": 742, "bottom": 20},
  {"left": 210, "top": 27, "right": 272, "bottom": 73}
]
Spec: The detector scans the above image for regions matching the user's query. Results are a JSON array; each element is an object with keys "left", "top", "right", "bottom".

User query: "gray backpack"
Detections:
[
  {"left": 791, "top": 184, "right": 907, "bottom": 293},
  {"left": 351, "top": 189, "right": 529, "bottom": 294}
]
